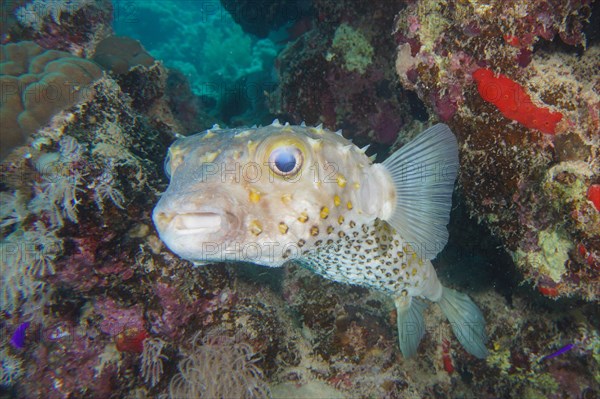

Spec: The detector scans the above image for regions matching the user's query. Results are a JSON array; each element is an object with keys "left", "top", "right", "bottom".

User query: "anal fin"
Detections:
[{"left": 395, "top": 296, "right": 428, "bottom": 358}]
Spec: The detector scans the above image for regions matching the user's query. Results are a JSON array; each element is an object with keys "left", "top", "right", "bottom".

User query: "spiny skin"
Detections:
[{"left": 154, "top": 122, "right": 437, "bottom": 306}]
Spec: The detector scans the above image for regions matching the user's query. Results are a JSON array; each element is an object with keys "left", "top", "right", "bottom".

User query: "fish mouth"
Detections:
[
  {"left": 154, "top": 207, "right": 239, "bottom": 241},
  {"left": 172, "top": 212, "right": 223, "bottom": 235}
]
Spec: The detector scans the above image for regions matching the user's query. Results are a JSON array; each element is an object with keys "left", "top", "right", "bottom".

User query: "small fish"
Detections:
[
  {"left": 153, "top": 122, "right": 488, "bottom": 358},
  {"left": 10, "top": 321, "right": 30, "bottom": 349},
  {"left": 541, "top": 344, "right": 574, "bottom": 361}
]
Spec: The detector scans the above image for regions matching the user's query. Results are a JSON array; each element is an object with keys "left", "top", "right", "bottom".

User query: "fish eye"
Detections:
[{"left": 268, "top": 146, "right": 303, "bottom": 176}]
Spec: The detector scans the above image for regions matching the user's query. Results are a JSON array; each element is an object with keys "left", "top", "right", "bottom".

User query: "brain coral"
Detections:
[{"left": 0, "top": 41, "right": 102, "bottom": 159}]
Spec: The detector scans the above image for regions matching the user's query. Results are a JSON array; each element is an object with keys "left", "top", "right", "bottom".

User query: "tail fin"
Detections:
[
  {"left": 394, "top": 296, "right": 428, "bottom": 357},
  {"left": 437, "top": 287, "right": 488, "bottom": 359},
  {"left": 381, "top": 124, "right": 458, "bottom": 260}
]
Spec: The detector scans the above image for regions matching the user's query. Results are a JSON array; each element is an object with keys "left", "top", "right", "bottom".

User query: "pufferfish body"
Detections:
[{"left": 153, "top": 121, "right": 488, "bottom": 359}]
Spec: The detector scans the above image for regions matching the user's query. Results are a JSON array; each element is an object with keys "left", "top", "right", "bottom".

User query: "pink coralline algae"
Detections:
[{"left": 94, "top": 297, "right": 145, "bottom": 337}]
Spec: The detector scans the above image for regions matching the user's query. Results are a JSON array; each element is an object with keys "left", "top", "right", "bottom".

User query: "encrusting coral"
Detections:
[{"left": 92, "top": 36, "right": 155, "bottom": 75}]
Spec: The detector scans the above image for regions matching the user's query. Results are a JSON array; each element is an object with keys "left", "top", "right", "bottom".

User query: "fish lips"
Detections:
[{"left": 153, "top": 195, "right": 240, "bottom": 261}]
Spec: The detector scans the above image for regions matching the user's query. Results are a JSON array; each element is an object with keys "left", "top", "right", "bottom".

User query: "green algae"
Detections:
[
  {"left": 514, "top": 228, "right": 573, "bottom": 283},
  {"left": 329, "top": 24, "right": 374, "bottom": 74}
]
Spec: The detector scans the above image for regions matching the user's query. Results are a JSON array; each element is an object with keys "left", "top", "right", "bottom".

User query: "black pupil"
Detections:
[{"left": 275, "top": 150, "right": 296, "bottom": 173}]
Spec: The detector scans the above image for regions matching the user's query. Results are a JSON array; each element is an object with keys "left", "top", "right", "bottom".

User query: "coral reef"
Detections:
[
  {"left": 220, "top": 0, "right": 313, "bottom": 39},
  {"left": 92, "top": 35, "right": 155, "bottom": 74},
  {"left": 269, "top": 0, "right": 412, "bottom": 147},
  {"left": 393, "top": 0, "right": 600, "bottom": 299},
  {"left": 1, "top": 1, "right": 599, "bottom": 398},
  {"left": 0, "top": 41, "right": 102, "bottom": 159},
  {"left": 11, "top": 0, "right": 113, "bottom": 55}
]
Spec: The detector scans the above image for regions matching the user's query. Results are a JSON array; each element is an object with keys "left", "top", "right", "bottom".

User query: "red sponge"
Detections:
[
  {"left": 588, "top": 184, "right": 600, "bottom": 211},
  {"left": 473, "top": 68, "right": 563, "bottom": 134}
]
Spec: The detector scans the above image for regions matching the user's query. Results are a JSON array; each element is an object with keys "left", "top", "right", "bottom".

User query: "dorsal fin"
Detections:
[{"left": 381, "top": 124, "right": 458, "bottom": 260}]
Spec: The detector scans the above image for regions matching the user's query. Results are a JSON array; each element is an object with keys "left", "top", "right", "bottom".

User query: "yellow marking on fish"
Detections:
[
  {"left": 307, "top": 137, "right": 323, "bottom": 150},
  {"left": 336, "top": 174, "right": 347, "bottom": 188},
  {"left": 235, "top": 130, "right": 253, "bottom": 138},
  {"left": 411, "top": 268, "right": 417, "bottom": 276},
  {"left": 310, "top": 226, "right": 319, "bottom": 236},
  {"left": 320, "top": 206, "right": 329, "bottom": 219},
  {"left": 298, "top": 212, "right": 309, "bottom": 223},
  {"left": 199, "top": 150, "right": 220, "bottom": 163},
  {"left": 281, "top": 194, "right": 293, "bottom": 204},
  {"left": 279, "top": 222, "right": 288, "bottom": 234},
  {"left": 327, "top": 226, "right": 334, "bottom": 234},
  {"left": 250, "top": 220, "right": 263, "bottom": 236},
  {"left": 347, "top": 201, "right": 353, "bottom": 210},
  {"left": 333, "top": 195, "right": 341, "bottom": 207},
  {"left": 353, "top": 182, "right": 360, "bottom": 189},
  {"left": 338, "top": 215, "right": 344, "bottom": 225},
  {"left": 247, "top": 140, "right": 259, "bottom": 155},
  {"left": 249, "top": 189, "right": 261, "bottom": 203}
]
